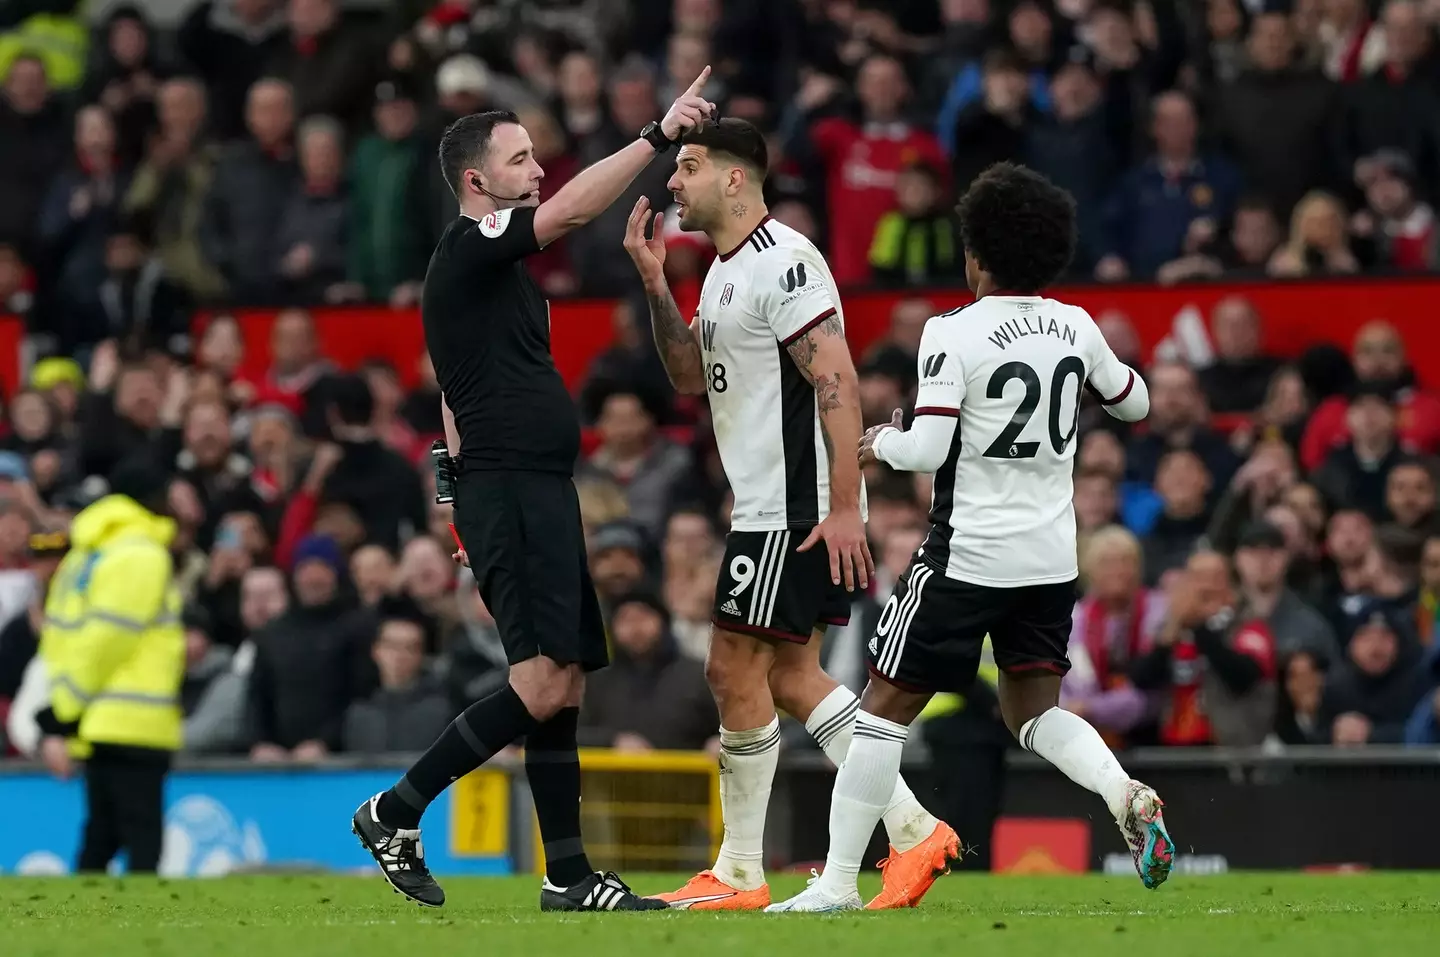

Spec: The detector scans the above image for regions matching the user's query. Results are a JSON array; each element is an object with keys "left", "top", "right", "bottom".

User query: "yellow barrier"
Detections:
[{"left": 531, "top": 749, "right": 722, "bottom": 874}]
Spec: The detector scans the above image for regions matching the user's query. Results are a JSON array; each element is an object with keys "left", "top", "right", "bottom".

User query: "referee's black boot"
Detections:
[
  {"left": 352, "top": 794, "right": 446, "bottom": 907},
  {"left": 540, "top": 871, "right": 669, "bottom": 911}
]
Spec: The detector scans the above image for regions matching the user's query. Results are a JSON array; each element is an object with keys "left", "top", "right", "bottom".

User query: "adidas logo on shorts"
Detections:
[{"left": 720, "top": 599, "right": 742, "bottom": 616}]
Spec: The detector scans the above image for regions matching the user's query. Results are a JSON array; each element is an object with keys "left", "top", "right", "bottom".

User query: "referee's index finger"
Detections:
[{"left": 684, "top": 65, "right": 712, "bottom": 98}]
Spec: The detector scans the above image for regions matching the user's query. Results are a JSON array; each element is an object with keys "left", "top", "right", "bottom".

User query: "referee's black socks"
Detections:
[
  {"left": 377, "top": 684, "right": 538, "bottom": 830},
  {"left": 525, "top": 707, "right": 593, "bottom": 887}
]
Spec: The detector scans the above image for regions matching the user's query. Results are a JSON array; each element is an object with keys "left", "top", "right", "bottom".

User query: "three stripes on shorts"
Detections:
[{"left": 873, "top": 563, "right": 933, "bottom": 678}]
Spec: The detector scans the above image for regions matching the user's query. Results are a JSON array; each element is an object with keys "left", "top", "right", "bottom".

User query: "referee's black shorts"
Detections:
[{"left": 453, "top": 468, "right": 608, "bottom": 672}]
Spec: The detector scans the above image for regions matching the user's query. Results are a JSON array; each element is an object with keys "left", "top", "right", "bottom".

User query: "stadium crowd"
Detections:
[{"left": 0, "top": 0, "right": 1439, "bottom": 764}]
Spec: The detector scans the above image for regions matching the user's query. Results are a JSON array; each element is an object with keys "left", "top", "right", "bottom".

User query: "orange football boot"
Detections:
[
  {"left": 649, "top": 870, "right": 771, "bottom": 911},
  {"left": 864, "top": 821, "right": 963, "bottom": 910}
]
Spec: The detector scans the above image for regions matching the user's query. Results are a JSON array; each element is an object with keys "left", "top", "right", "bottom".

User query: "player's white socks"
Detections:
[
  {"left": 815, "top": 711, "right": 908, "bottom": 897},
  {"left": 805, "top": 685, "right": 939, "bottom": 853},
  {"left": 1020, "top": 707, "right": 1131, "bottom": 820},
  {"left": 712, "top": 716, "right": 781, "bottom": 891}
]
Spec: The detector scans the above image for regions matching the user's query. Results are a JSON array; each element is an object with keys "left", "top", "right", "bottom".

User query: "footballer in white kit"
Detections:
[
  {"left": 770, "top": 163, "right": 1174, "bottom": 914},
  {"left": 624, "top": 118, "right": 959, "bottom": 913}
]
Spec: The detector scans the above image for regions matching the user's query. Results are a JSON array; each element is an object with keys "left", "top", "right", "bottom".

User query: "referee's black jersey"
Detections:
[{"left": 421, "top": 205, "right": 579, "bottom": 474}]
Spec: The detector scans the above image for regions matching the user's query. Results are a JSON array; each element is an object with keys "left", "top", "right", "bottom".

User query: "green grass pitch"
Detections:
[{"left": 4, "top": 872, "right": 1438, "bottom": 957}]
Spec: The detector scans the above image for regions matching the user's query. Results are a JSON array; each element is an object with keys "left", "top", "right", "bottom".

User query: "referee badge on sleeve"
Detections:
[{"left": 479, "top": 208, "right": 512, "bottom": 238}]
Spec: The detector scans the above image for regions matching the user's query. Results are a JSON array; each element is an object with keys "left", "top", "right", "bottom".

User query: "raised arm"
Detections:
[
  {"left": 623, "top": 197, "right": 704, "bottom": 394},
  {"left": 533, "top": 67, "right": 713, "bottom": 249}
]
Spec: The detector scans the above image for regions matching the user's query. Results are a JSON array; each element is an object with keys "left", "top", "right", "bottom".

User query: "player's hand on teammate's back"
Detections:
[
  {"left": 798, "top": 506, "right": 874, "bottom": 592},
  {"left": 858, "top": 408, "right": 905, "bottom": 466},
  {"left": 659, "top": 65, "right": 715, "bottom": 141},
  {"left": 623, "top": 197, "right": 666, "bottom": 286}
]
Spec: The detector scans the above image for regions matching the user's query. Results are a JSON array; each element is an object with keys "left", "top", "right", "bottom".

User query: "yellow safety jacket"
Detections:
[
  {"left": 0, "top": 9, "right": 90, "bottom": 91},
  {"left": 41, "top": 494, "right": 184, "bottom": 757}
]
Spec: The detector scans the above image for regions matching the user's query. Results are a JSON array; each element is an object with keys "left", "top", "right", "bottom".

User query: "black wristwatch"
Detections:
[{"left": 641, "top": 120, "right": 675, "bottom": 153}]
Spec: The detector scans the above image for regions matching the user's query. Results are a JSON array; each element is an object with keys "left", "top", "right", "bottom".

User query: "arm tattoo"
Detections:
[
  {"left": 648, "top": 286, "right": 704, "bottom": 391},
  {"left": 783, "top": 315, "right": 863, "bottom": 507}
]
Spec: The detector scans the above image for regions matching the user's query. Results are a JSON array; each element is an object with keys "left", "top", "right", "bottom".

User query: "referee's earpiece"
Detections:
[{"left": 470, "top": 172, "right": 534, "bottom": 204}]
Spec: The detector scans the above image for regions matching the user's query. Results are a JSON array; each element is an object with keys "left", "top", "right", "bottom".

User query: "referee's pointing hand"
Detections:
[{"left": 660, "top": 65, "right": 716, "bottom": 141}]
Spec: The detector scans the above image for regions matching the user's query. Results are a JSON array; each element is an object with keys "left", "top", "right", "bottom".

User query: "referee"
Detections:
[{"left": 353, "top": 67, "right": 715, "bottom": 912}]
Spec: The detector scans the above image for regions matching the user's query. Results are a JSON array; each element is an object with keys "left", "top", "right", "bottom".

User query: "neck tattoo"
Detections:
[{"left": 731, "top": 202, "right": 747, "bottom": 218}]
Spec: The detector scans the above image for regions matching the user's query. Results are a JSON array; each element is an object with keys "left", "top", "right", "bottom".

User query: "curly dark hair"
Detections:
[{"left": 956, "top": 162, "right": 1077, "bottom": 293}]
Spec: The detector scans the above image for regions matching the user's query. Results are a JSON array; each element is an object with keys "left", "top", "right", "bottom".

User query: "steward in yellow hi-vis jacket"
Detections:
[{"left": 35, "top": 460, "right": 183, "bottom": 873}]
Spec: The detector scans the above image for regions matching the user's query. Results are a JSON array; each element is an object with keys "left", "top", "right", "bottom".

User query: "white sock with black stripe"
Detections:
[
  {"left": 815, "top": 710, "right": 908, "bottom": 897},
  {"left": 805, "top": 686, "right": 940, "bottom": 853},
  {"left": 712, "top": 716, "right": 781, "bottom": 891},
  {"left": 1019, "top": 707, "right": 1131, "bottom": 820}
]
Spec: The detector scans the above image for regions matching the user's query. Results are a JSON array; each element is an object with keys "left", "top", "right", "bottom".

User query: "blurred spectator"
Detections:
[
  {"left": 1125, "top": 361, "right": 1240, "bottom": 489},
  {"left": 350, "top": 542, "right": 395, "bottom": 609},
  {"left": 1026, "top": 52, "right": 1114, "bottom": 272},
  {"left": 577, "top": 300, "right": 673, "bottom": 426},
  {"left": 344, "top": 74, "right": 430, "bottom": 306},
  {"left": 1062, "top": 526, "right": 1167, "bottom": 747},
  {"left": 578, "top": 592, "right": 718, "bottom": 752},
  {"left": 794, "top": 53, "right": 947, "bottom": 284},
  {"left": 0, "top": 56, "right": 68, "bottom": 255},
  {"left": 176, "top": 398, "right": 257, "bottom": 548},
  {"left": 1129, "top": 550, "right": 1278, "bottom": 746},
  {"left": 202, "top": 78, "right": 299, "bottom": 301},
  {"left": 1300, "top": 321, "right": 1440, "bottom": 471},
  {"left": 950, "top": 49, "right": 1036, "bottom": 193},
  {"left": 123, "top": 77, "right": 226, "bottom": 302},
  {"left": 1402, "top": 639, "right": 1440, "bottom": 743},
  {"left": 83, "top": 5, "right": 168, "bottom": 169},
  {"left": 247, "top": 534, "right": 370, "bottom": 761},
  {"left": 77, "top": 348, "right": 167, "bottom": 479},
  {"left": 267, "top": 0, "right": 377, "bottom": 134},
  {"left": 588, "top": 520, "right": 650, "bottom": 613},
  {"left": 1351, "top": 149, "right": 1437, "bottom": 270},
  {"left": 1267, "top": 190, "right": 1360, "bottom": 277},
  {"left": 342, "top": 607, "right": 451, "bottom": 753},
  {"left": 38, "top": 106, "right": 129, "bottom": 348},
  {"left": 580, "top": 387, "right": 693, "bottom": 542},
  {"left": 509, "top": 106, "right": 579, "bottom": 295},
  {"left": 274, "top": 114, "right": 348, "bottom": 303},
  {"left": 66, "top": 218, "right": 191, "bottom": 360},
  {"left": 567, "top": 56, "right": 674, "bottom": 296},
  {"left": 868, "top": 161, "right": 962, "bottom": 286},
  {"left": 1230, "top": 365, "right": 1311, "bottom": 456},
  {"left": 1142, "top": 449, "right": 1213, "bottom": 586},
  {"left": 1097, "top": 91, "right": 1241, "bottom": 281},
  {"left": 1234, "top": 520, "right": 1339, "bottom": 658},
  {"left": 1213, "top": 11, "right": 1336, "bottom": 219},
  {"left": 1273, "top": 648, "right": 1330, "bottom": 744},
  {"left": 1156, "top": 195, "right": 1282, "bottom": 284},
  {"left": 1386, "top": 460, "right": 1438, "bottom": 533},
  {"left": 1321, "top": 508, "right": 1376, "bottom": 621},
  {"left": 1315, "top": 0, "right": 1384, "bottom": 82},
  {"left": 1311, "top": 385, "right": 1407, "bottom": 520},
  {"left": 176, "top": 0, "right": 287, "bottom": 142},
  {"left": 440, "top": 580, "right": 508, "bottom": 711},
  {"left": 317, "top": 374, "right": 426, "bottom": 554},
  {"left": 1419, "top": 533, "right": 1440, "bottom": 642},
  {"left": 1196, "top": 296, "right": 1281, "bottom": 414},
  {"left": 1207, "top": 438, "right": 1297, "bottom": 555},
  {"left": 1334, "top": 0, "right": 1440, "bottom": 202},
  {"left": 1321, "top": 609, "right": 1429, "bottom": 744},
  {"left": 1073, "top": 469, "right": 1120, "bottom": 535},
  {"left": 246, "top": 308, "right": 336, "bottom": 436},
  {"left": 360, "top": 359, "right": 424, "bottom": 461}
]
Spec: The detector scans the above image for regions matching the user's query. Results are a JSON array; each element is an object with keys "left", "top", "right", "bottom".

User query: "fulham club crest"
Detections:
[{"left": 720, "top": 283, "right": 734, "bottom": 308}]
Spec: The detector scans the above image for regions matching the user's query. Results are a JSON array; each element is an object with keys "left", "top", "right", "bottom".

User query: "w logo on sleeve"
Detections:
[
  {"left": 922, "top": 352, "right": 947, "bottom": 378},
  {"left": 779, "top": 263, "right": 808, "bottom": 292}
]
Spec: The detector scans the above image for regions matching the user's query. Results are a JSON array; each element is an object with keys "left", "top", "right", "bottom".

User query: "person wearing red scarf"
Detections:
[{"left": 1063, "top": 526, "right": 1168, "bottom": 748}]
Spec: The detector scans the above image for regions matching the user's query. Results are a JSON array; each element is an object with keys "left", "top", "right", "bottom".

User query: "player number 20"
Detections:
[
  {"left": 708, "top": 362, "right": 728, "bottom": 393},
  {"left": 982, "top": 356, "right": 1085, "bottom": 459}
]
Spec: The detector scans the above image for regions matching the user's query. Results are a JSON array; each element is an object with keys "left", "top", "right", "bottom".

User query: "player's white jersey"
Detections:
[
  {"left": 903, "top": 295, "right": 1140, "bottom": 586},
  {"left": 696, "top": 216, "right": 865, "bottom": 532}
]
